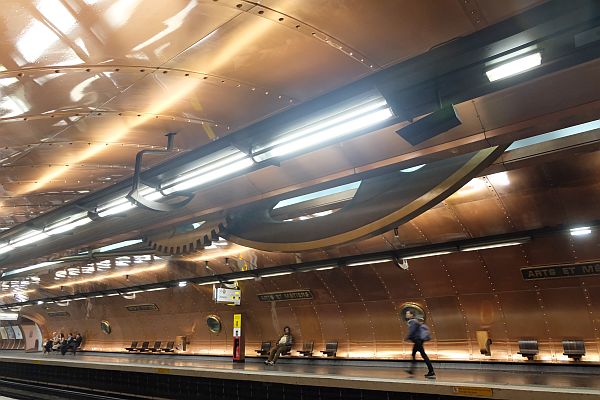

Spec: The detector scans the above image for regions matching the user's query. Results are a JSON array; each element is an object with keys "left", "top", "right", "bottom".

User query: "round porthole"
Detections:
[
  {"left": 206, "top": 315, "right": 222, "bottom": 334},
  {"left": 400, "top": 302, "right": 426, "bottom": 322},
  {"left": 100, "top": 320, "right": 111, "bottom": 335}
]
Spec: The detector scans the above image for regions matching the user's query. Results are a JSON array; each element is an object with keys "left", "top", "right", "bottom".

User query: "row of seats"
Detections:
[
  {"left": 256, "top": 340, "right": 338, "bottom": 358},
  {"left": 125, "top": 341, "right": 175, "bottom": 353},
  {"left": 518, "top": 339, "right": 586, "bottom": 360}
]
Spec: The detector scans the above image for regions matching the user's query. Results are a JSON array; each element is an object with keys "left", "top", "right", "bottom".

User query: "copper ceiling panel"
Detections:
[
  {"left": 98, "top": 72, "right": 296, "bottom": 135},
  {"left": 162, "top": 11, "right": 370, "bottom": 101},
  {"left": 261, "top": 0, "right": 477, "bottom": 67},
  {"left": 292, "top": 304, "right": 324, "bottom": 349},
  {"left": 409, "top": 206, "right": 470, "bottom": 244},
  {"left": 313, "top": 303, "right": 349, "bottom": 351},
  {"left": 339, "top": 302, "right": 376, "bottom": 356},
  {"left": 498, "top": 193, "right": 566, "bottom": 231},
  {"left": 367, "top": 300, "right": 406, "bottom": 357},
  {"left": 350, "top": 235, "right": 394, "bottom": 255},
  {"left": 0, "top": 1, "right": 241, "bottom": 68},
  {"left": 371, "top": 263, "right": 421, "bottom": 300},
  {"left": 570, "top": 232, "right": 600, "bottom": 264},
  {"left": 447, "top": 197, "right": 514, "bottom": 237}
]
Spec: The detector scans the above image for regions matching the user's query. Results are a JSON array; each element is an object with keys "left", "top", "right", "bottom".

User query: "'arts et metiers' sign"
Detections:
[{"left": 521, "top": 262, "right": 600, "bottom": 280}]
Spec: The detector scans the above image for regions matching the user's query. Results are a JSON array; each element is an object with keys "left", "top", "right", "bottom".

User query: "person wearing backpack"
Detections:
[{"left": 405, "top": 310, "right": 435, "bottom": 378}]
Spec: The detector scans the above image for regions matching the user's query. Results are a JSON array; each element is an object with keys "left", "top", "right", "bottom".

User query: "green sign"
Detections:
[{"left": 258, "top": 289, "right": 313, "bottom": 302}]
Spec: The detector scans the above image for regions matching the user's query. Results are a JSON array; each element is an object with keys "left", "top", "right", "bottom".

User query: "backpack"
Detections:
[{"left": 419, "top": 323, "right": 432, "bottom": 341}]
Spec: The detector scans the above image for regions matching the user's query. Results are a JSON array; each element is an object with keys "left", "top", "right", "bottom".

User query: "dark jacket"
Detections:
[{"left": 406, "top": 318, "right": 421, "bottom": 342}]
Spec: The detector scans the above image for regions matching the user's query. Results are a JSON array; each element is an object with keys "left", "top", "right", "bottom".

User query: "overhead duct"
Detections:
[{"left": 396, "top": 105, "right": 462, "bottom": 146}]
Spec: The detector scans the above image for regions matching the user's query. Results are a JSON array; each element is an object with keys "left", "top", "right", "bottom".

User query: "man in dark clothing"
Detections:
[
  {"left": 405, "top": 310, "right": 435, "bottom": 378},
  {"left": 265, "top": 326, "right": 293, "bottom": 366}
]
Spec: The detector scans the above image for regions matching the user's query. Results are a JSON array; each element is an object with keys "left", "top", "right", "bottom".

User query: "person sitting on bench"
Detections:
[{"left": 264, "top": 326, "right": 293, "bottom": 366}]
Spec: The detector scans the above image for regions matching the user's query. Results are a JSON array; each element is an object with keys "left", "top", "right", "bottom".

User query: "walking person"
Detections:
[
  {"left": 264, "top": 326, "right": 293, "bottom": 366},
  {"left": 405, "top": 310, "right": 435, "bottom": 378}
]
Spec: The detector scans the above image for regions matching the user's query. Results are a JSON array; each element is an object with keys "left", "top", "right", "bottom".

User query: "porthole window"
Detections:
[
  {"left": 206, "top": 315, "right": 222, "bottom": 334},
  {"left": 100, "top": 320, "right": 111, "bottom": 335}
]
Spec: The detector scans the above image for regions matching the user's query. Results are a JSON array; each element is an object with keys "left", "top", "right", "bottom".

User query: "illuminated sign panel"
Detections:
[{"left": 216, "top": 288, "right": 241, "bottom": 305}]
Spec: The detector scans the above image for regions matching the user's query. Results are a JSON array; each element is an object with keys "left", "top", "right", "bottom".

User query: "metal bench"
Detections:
[
  {"left": 255, "top": 341, "right": 271, "bottom": 356},
  {"left": 149, "top": 341, "right": 162, "bottom": 352},
  {"left": 517, "top": 340, "right": 539, "bottom": 360},
  {"left": 161, "top": 341, "right": 175, "bottom": 353},
  {"left": 321, "top": 341, "right": 338, "bottom": 357},
  {"left": 125, "top": 341, "right": 139, "bottom": 352},
  {"left": 563, "top": 340, "right": 585, "bottom": 360},
  {"left": 298, "top": 341, "right": 314, "bottom": 357}
]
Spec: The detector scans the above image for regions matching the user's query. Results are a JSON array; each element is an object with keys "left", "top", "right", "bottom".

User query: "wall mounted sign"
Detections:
[
  {"left": 47, "top": 311, "right": 70, "bottom": 318},
  {"left": 125, "top": 303, "right": 159, "bottom": 312},
  {"left": 257, "top": 289, "right": 313, "bottom": 302},
  {"left": 521, "top": 262, "right": 600, "bottom": 280}
]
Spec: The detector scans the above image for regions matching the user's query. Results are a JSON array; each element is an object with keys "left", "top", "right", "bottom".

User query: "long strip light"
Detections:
[
  {"left": 460, "top": 239, "right": 529, "bottom": 252},
  {"left": 570, "top": 227, "right": 592, "bottom": 236},
  {"left": 346, "top": 258, "right": 393, "bottom": 267},
  {"left": 161, "top": 149, "right": 254, "bottom": 195},
  {"left": 486, "top": 52, "right": 542, "bottom": 82},
  {"left": 261, "top": 271, "right": 293, "bottom": 278},
  {"left": 1, "top": 261, "right": 63, "bottom": 279},
  {"left": 402, "top": 250, "right": 454, "bottom": 260},
  {"left": 252, "top": 94, "right": 393, "bottom": 162},
  {"left": 44, "top": 213, "right": 92, "bottom": 235}
]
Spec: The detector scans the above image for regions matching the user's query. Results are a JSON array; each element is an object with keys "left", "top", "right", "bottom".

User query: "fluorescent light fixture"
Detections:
[
  {"left": 261, "top": 271, "right": 293, "bottom": 278},
  {"left": 402, "top": 251, "right": 454, "bottom": 260},
  {"left": 234, "top": 276, "right": 255, "bottom": 281},
  {"left": 97, "top": 198, "right": 135, "bottom": 217},
  {"left": 253, "top": 95, "right": 393, "bottom": 162},
  {"left": 570, "top": 227, "right": 592, "bottom": 236},
  {"left": 106, "top": 293, "right": 119, "bottom": 297},
  {"left": 316, "top": 266, "right": 335, "bottom": 271},
  {"left": 45, "top": 214, "right": 92, "bottom": 235},
  {"left": 161, "top": 154, "right": 254, "bottom": 195},
  {"left": 199, "top": 280, "right": 220, "bottom": 285},
  {"left": 486, "top": 52, "right": 542, "bottom": 82},
  {"left": 0, "top": 312, "right": 18, "bottom": 320},
  {"left": 178, "top": 281, "right": 188, "bottom": 287},
  {"left": 10, "top": 230, "right": 49, "bottom": 247},
  {"left": 93, "top": 295, "right": 105, "bottom": 298},
  {"left": 145, "top": 287, "right": 167, "bottom": 292},
  {"left": 1, "top": 261, "right": 63, "bottom": 278},
  {"left": 36, "top": 300, "right": 44, "bottom": 305},
  {"left": 0, "top": 244, "right": 14, "bottom": 255},
  {"left": 96, "top": 239, "right": 143, "bottom": 253},
  {"left": 346, "top": 258, "right": 393, "bottom": 267},
  {"left": 72, "top": 297, "right": 87, "bottom": 301},
  {"left": 461, "top": 239, "right": 529, "bottom": 252}
]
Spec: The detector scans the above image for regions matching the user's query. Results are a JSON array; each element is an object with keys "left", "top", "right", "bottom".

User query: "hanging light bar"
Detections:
[
  {"left": 485, "top": 52, "right": 542, "bottom": 82},
  {"left": 160, "top": 149, "right": 254, "bottom": 195},
  {"left": 252, "top": 93, "right": 393, "bottom": 162},
  {"left": 10, "top": 230, "right": 48, "bottom": 248},
  {"left": 460, "top": 237, "right": 530, "bottom": 252},
  {"left": 346, "top": 258, "right": 393, "bottom": 267},
  {"left": 402, "top": 250, "right": 455, "bottom": 260},
  {"left": 45, "top": 213, "right": 93, "bottom": 235}
]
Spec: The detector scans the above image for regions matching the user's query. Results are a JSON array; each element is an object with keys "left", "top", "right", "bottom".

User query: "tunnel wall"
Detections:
[{"left": 27, "top": 229, "right": 600, "bottom": 362}]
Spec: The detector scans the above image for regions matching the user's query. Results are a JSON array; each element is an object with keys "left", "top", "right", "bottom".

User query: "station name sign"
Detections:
[
  {"left": 257, "top": 289, "right": 313, "bottom": 302},
  {"left": 126, "top": 303, "right": 159, "bottom": 312},
  {"left": 521, "top": 262, "right": 600, "bottom": 280}
]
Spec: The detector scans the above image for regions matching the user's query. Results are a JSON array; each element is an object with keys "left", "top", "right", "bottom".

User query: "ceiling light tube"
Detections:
[
  {"left": 199, "top": 280, "right": 220, "bottom": 285},
  {"left": 315, "top": 266, "right": 335, "bottom": 271},
  {"left": 570, "top": 227, "right": 592, "bottom": 236},
  {"left": 402, "top": 250, "right": 454, "bottom": 260},
  {"left": 234, "top": 276, "right": 255, "bottom": 281},
  {"left": 485, "top": 52, "right": 542, "bottom": 82},
  {"left": 161, "top": 155, "right": 254, "bottom": 195},
  {"left": 45, "top": 215, "right": 92, "bottom": 235},
  {"left": 460, "top": 238, "right": 530, "bottom": 252},
  {"left": 145, "top": 287, "right": 167, "bottom": 292},
  {"left": 252, "top": 96, "right": 393, "bottom": 162},
  {"left": 261, "top": 271, "right": 293, "bottom": 278},
  {"left": 346, "top": 258, "right": 393, "bottom": 267},
  {"left": 10, "top": 230, "right": 49, "bottom": 247},
  {"left": 0, "top": 244, "right": 14, "bottom": 255},
  {"left": 178, "top": 281, "right": 188, "bottom": 287}
]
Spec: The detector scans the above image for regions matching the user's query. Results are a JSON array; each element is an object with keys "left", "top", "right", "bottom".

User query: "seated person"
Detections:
[
  {"left": 43, "top": 338, "right": 53, "bottom": 354},
  {"left": 51, "top": 333, "right": 64, "bottom": 351},
  {"left": 264, "top": 326, "right": 293, "bottom": 366},
  {"left": 70, "top": 333, "right": 83, "bottom": 355},
  {"left": 60, "top": 333, "right": 74, "bottom": 356}
]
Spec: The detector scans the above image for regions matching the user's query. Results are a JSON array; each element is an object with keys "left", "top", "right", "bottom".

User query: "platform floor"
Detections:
[{"left": 0, "top": 351, "right": 599, "bottom": 399}]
